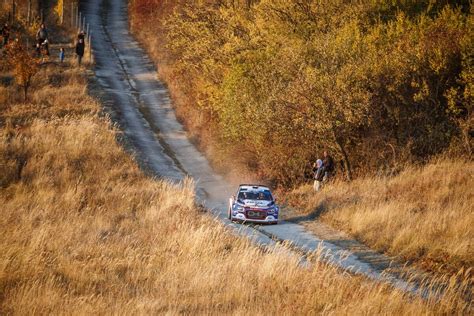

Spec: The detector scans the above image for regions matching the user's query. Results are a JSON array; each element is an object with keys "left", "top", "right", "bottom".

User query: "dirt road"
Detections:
[{"left": 82, "top": 0, "right": 427, "bottom": 296}]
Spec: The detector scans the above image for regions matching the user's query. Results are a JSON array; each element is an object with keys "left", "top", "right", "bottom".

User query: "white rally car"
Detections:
[{"left": 228, "top": 184, "right": 279, "bottom": 224}]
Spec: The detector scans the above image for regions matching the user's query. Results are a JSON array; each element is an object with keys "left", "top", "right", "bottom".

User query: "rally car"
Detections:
[{"left": 228, "top": 184, "right": 279, "bottom": 224}]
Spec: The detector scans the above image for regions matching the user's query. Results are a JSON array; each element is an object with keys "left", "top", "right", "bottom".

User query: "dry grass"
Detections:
[
  {"left": 285, "top": 160, "right": 474, "bottom": 277},
  {"left": 0, "top": 37, "right": 472, "bottom": 316}
]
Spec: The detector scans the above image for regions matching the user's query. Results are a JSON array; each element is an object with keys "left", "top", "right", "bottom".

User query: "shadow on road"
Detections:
[{"left": 284, "top": 203, "right": 327, "bottom": 223}]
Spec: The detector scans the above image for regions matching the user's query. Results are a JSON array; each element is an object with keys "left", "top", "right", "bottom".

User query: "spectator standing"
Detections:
[
  {"left": 78, "top": 30, "right": 86, "bottom": 41},
  {"left": 75, "top": 38, "right": 85, "bottom": 66},
  {"left": 59, "top": 47, "right": 65, "bottom": 63},
  {"left": 322, "top": 150, "right": 335, "bottom": 181},
  {"left": 312, "top": 159, "right": 325, "bottom": 191},
  {"left": 36, "top": 23, "right": 49, "bottom": 55},
  {"left": 1, "top": 22, "right": 10, "bottom": 47}
]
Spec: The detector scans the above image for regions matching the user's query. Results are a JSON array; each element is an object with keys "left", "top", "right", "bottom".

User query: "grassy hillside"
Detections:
[
  {"left": 284, "top": 159, "right": 474, "bottom": 277},
  {"left": 0, "top": 13, "right": 471, "bottom": 315},
  {"left": 2, "top": 48, "right": 471, "bottom": 316}
]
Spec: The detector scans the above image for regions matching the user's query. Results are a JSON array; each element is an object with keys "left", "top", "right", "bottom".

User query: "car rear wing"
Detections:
[{"left": 238, "top": 184, "right": 270, "bottom": 189}]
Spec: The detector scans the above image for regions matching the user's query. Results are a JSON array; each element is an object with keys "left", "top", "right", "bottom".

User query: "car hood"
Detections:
[{"left": 241, "top": 200, "right": 274, "bottom": 208}]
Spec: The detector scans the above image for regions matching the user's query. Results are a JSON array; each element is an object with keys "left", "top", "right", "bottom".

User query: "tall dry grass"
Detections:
[
  {"left": 285, "top": 160, "right": 474, "bottom": 277},
  {"left": 0, "top": 41, "right": 471, "bottom": 316}
]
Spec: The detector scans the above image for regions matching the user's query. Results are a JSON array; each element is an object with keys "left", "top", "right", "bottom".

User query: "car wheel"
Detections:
[{"left": 228, "top": 208, "right": 232, "bottom": 220}]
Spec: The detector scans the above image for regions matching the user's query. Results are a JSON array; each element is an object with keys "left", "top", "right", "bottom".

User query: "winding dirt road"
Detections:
[{"left": 82, "top": 0, "right": 431, "bottom": 296}]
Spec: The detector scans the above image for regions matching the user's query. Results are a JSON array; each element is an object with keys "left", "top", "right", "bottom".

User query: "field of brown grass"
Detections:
[
  {"left": 1, "top": 8, "right": 472, "bottom": 314},
  {"left": 284, "top": 159, "right": 474, "bottom": 278},
  {"left": 1, "top": 43, "right": 472, "bottom": 315}
]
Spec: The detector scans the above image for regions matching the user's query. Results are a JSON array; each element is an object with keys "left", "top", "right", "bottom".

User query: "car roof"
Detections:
[{"left": 238, "top": 184, "right": 271, "bottom": 192}]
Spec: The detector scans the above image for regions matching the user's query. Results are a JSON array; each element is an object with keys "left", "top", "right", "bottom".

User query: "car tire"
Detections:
[{"left": 228, "top": 208, "right": 232, "bottom": 220}]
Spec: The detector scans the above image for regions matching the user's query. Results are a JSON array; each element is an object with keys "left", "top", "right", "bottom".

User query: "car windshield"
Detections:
[{"left": 238, "top": 190, "right": 272, "bottom": 201}]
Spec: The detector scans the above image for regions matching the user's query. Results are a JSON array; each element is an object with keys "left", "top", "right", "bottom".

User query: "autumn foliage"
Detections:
[
  {"left": 130, "top": 0, "right": 473, "bottom": 185},
  {"left": 5, "top": 40, "right": 39, "bottom": 101}
]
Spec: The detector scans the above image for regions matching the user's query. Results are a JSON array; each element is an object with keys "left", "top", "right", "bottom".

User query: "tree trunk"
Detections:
[
  {"left": 330, "top": 124, "right": 353, "bottom": 181},
  {"left": 61, "top": 0, "right": 64, "bottom": 25},
  {"left": 11, "top": 0, "right": 15, "bottom": 23},
  {"left": 336, "top": 138, "right": 352, "bottom": 181},
  {"left": 330, "top": 127, "right": 352, "bottom": 181},
  {"left": 38, "top": 0, "right": 43, "bottom": 21},
  {"left": 71, "top": 1, "right": 74, "bottom": 27},
  {"left": 27, "top": 0, "right": 32, "bottom": 25}
]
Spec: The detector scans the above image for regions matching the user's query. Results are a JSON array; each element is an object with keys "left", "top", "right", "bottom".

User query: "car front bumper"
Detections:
[{"left": 231, "top": 212, "right": 278, "bottom": 224}]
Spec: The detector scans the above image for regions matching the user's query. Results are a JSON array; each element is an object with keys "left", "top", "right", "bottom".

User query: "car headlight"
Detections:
[
  {"left": 267, "top": 207, "right": 276, "bottom": 214},
  {"left": 234, "top": 204, "right": 245, "bottom": 213}
]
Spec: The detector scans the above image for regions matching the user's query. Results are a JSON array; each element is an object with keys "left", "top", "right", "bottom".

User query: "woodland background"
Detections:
[{"left": 130, "top": 0, "right": 473, "bottom": 185}]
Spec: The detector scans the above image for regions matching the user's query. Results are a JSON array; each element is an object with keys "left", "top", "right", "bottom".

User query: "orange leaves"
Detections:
[
  {"left": 6, "top": 40, "right": 40, "bottom": 101},
  {"left": 131, "top": 0, "right": 177, "bottom": 19}
]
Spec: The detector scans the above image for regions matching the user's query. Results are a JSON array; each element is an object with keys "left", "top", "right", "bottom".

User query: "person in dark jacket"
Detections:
[
  {"left": 1, "top": 22, "right": 10, "bottom": 47},
  {"left": 36, "top": 23, "right": 48, "bottom": 41},
  {"left": 78, "top": 30, "right": 86, "bottom": 41},
  {"left": 75, "top": 38, "right": 85, "bottom": 66},
  {"left": 312, "top": 159, "right": 325, "bottom": 191},
  {"left": 322, "top": 151, "right": 335, "bottom": 181},
  {"left": 36, "top": 23, "right": 49, "bottom": 55}
]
